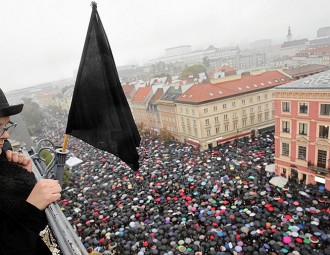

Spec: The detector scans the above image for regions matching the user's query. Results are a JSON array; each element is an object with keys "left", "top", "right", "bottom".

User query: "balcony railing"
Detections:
[{"left": 308, "top": 163, "right": 330, "bottom": 175}]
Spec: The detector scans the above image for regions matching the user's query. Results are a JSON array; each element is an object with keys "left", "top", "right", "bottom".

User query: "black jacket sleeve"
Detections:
[{"left": 0, "top": 154, "right": 51, "bottom": 255}]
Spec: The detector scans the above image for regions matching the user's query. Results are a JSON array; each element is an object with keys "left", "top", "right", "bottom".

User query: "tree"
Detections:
[
  {"left": 180, "top": 64, "right": 207, "bottom": 79},
  {"left": 136, "top": 122, "right": 146, "bottom": 134},
  {"left": 159, "top": 128, "right": 174, "bottom": 143},
  {"left": 21, "top": 98, "right": 45, "bottom": 136}
]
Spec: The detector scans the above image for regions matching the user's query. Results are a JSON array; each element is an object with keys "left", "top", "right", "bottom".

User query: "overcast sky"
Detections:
[{"left": 0, "top": 0, "right": 329, "bottom": 92}]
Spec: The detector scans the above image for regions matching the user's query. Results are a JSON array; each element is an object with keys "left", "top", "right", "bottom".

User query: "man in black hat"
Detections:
[{"left": 0, "top": 88, "right": 62, "bottom": 255}]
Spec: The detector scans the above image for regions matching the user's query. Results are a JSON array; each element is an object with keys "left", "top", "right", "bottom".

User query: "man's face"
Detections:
[{"left": 0, "top": 116, "right": 10, "bottom": 154}]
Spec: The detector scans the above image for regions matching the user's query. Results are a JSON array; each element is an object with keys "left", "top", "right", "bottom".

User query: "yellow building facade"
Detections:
[{"left": 175, "top": 71, "right": 291, "bottom": 150}]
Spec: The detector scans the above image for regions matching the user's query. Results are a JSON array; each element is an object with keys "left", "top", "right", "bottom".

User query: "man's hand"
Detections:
[
  {"left": 26, "top": 179, "right": 62, "bottom": 210},
  {"left": 6, "top": 150, "right": 32, "bottom": 172}
]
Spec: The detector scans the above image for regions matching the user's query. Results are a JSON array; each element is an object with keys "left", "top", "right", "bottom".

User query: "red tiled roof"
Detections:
[
  {"left": 297, "top": 45, "right": 330, "bottom": 56},
  {"left": 149, "top": 88, "right": 164, "bottom": 104},
  {"left": 175, "top": 70, "right": 291, "bottom": 104},
  {"left": 122, "top": 84, "right": 135, "bottom": 96},
  {"left": 214, "top": 65, "right": 236, "bottom": 73},
  {"left": 131, "top": 86, "right": 152, "bottom": 102}
]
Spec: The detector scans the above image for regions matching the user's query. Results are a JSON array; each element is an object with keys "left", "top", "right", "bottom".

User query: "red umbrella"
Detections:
[{"left": 285, "top": 215, "right": 292, "bottom": 220}]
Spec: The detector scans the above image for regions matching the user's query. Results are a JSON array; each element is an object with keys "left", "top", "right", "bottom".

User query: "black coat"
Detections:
[{"left": 0, "top": 153, "right": 52, "bottom": 255}]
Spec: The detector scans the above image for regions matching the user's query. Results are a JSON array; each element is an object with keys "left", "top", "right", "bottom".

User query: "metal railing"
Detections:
[
  {"left": 21, "top": 139, "right": 88, "bottom": 255},
  {"left": 307, "top": 163, "right": 330, "bottom": 175}
]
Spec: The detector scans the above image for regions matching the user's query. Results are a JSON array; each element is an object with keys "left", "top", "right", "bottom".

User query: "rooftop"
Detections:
[
  {"left": 275, "top": 69, "right": 330, "bottom": 90},
  {"left": 282, "top": 64, "right": 329, "bottom": 79},
  {"left": 131, "top": 86, "right": 152, "bottom": 102},
  {"left": 175, "top": 70, "right": 291, "bottom": 104}
]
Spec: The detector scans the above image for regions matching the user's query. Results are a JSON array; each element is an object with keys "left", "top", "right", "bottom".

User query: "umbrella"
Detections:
[{"left": 269, "top": 176, "right": 288, "bottom": 187}]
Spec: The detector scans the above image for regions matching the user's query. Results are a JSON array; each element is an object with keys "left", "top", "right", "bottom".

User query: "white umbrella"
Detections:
[
  {"left": 269, "top": 176, "right": 288, "bottom": 187},
  {"left": 265, "top": 164, "right": 275, "bottom": 173}
]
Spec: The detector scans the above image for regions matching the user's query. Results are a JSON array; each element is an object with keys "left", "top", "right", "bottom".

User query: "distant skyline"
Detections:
[{"left": 1, "top": 0, "right": 329, "bottom": 92}]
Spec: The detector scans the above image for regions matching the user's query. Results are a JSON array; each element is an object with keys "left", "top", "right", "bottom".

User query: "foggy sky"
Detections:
[{"left": 0, "top": 0, "right": 329, "bottom": 92}]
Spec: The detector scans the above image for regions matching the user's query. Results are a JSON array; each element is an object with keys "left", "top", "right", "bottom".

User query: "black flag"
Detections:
[{"left": 65, "top": 2, "right": 141, "bottom": 171}]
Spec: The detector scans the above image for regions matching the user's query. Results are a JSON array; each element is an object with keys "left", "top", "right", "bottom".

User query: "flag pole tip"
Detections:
[{"left": 91, "top": 1, "right": 97, "bottom": 10}]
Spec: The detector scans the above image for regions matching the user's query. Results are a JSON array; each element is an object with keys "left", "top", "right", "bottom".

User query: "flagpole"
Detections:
[{"left": 62, "top": 134, "right": 69, "bottom": 152}]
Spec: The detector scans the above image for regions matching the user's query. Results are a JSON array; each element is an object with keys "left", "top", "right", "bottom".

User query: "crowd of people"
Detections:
[{"left": 38, "top": 111, "right": 330, "bottom": 255}]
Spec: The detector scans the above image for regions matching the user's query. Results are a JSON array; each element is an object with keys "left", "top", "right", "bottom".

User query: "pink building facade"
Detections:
[{"left": 274, "top": 70, "right": 330, "bottom": 190}]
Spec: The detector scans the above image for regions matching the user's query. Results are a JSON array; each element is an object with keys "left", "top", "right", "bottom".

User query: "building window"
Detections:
[
  {"left": 258, "top": 105, "right": 262, "bottom": 112},
  {"left": 223, "top": 104, "right": 227, "bottom": 109},
  {"left": 192, "top": 109, "right": 195, "bottom": 115},
  {"left": 257, "top": 95, "right": 261, "bottom": 101},
  {"left": 232, "top": 101, "right": 236, "bottom": 107},
  {"left": 224, "top": 114, "right": 228, "bottom": 120},
  {"left": 250, "top": 108, "right": 254, "bottom": 113},
  {"left": 205, "top": 119, "right": 210, "bottom": 125},
  {"left": 282, "top": 142, "right": 289, "bottom": 156},
  {"left": 242, "top": 109, "right": 246, "bottom": 115},
  {"left": 264, "top": 94, "right": 268, "bottom": 100},
  {"left": 204, "top": 108, "right": 208, "bottom": 113},
  {"left": 194, "top": 128, "right": 197, "bottom": 136},
  {"left": 215, "top": 116, "right": 219, "bottom": 123},
  {"left": 258, "top": 114, "right": 262, "bottom": 123},
  {"left": 299, "top": 123, "right": 308, "bottom": 135},
  {"left": 187, "top": 118, "right": 190, "bottom": 125},
  {"left": 265, "top": 103, "right": 269, "bottom": 109},
  {"left": 242, "top": 99, "right": 246, "bottom": 105},
  {"left": 299, "top": 103, "right": 308, "bottom": 114},
  {"left": 215, "top": 127, "right": 220, "bottom": 134},
  {"left": 206, "top": 129, "right": 211, "bottom": 136},
  {"left": 249, "top": 98, "right": 253, "bottom": 103},
  {"left": 320, "top": 104, "right": 330, "bottom": 116},
  {"left": 224, "top": 124, "right": 229, "bottom": 131},
  {"left": 250, "top": 116, "right": 255, "bottom": 124},
  {"left": 317, "top": 150, "right": 327, "bottom": 168},
  {"left": 233, "top": 122, "right": 238, "bottom": 129},
  {"left": 319, "top": 125, "right": 329, "bottom": 138},
  {"left": 265, "top": 112, "right": 269, "bottom": 120},
  {"left": 282, "top": 121, "right": 290, "bottom": 133},
  {"left": 193, "top": 120, "right": 196, "bottom": 126},
  {"left": 233, "top": 112, "right": 237, "bottom": 118},
  {"left": 282, "top": 102, "right": 290, "bottom": 113},
  {"left": 188, "top": 126, "right": 191, "bottom": 134},
  {"left": 214, "top": 106, "right": 218, "bottom": 111},
  {"left": 298, "top": 146, "right": 306, "bottom": 160},
  {"left": 185, "top": 108, "right": 188, "bottom": 114},
  {"left": 242, "top": 119, "right": 247, "bottom": 127}
]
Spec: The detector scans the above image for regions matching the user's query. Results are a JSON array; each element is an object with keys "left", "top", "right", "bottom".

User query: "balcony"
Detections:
[{"left": 308, "top": 163, "right": 330, "bottom": 175}]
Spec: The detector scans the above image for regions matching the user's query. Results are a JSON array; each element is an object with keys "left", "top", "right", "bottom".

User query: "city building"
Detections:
[
  {"left": 175, "top": 70, "right": 292, "bottom": 150},
  {"left": 147, "top": 88, "right": 164, "bottom": 131},
  {"left": 317, "top": 26, "right": 330, "bottom": 38},
  {"left": 274, "top": 70, "right": 330, "bottom": 189},
  {"left": 280, "top": 39, "right": 309, "bottom": 57},
  {"left": 156, "top": 86, "right": 183, "bottom": 140},
  {"left": 130, "top": 86, "right": 153, "bottom": 128},
  {"left": 293, "top": 46, "right": 330, "bottom": 66},
  {"left": 282, "top": 64, "right": 329, "bottom": 80}
]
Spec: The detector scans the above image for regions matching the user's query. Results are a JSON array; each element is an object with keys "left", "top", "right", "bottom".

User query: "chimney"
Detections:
[{"left": 241, "top": 71, "right": 251, "bottom": 77}]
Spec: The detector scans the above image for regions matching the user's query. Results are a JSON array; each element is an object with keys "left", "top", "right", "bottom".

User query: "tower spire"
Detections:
[{"left": 287, "top": 26, "right": 292, "bottom": 41}]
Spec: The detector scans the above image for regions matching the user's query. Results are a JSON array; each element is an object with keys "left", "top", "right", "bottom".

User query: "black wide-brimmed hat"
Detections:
[{"left": 0, "top": 89, "right": 23, "bottom": 117}]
